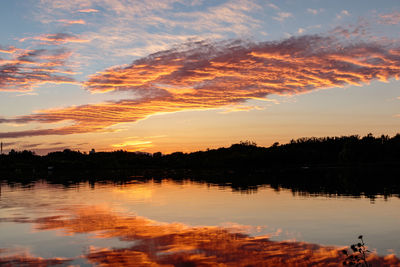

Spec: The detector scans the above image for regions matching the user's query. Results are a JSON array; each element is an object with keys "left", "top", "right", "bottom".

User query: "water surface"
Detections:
[{"left": 1, "top": 179, "right": 399, "bottom": 266}]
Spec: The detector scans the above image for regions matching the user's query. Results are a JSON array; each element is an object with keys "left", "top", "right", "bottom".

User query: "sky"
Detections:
[{"left": 0, "top": 0, "right": 399, "bottom": 154}]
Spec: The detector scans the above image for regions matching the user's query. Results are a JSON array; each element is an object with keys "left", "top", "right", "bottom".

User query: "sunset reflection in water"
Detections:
[
  {"left": 2, "top": 180, "right": 400, "bottom": 266},
  {"left": 1, "top": 206, "right": 399, "bottom": 266}
]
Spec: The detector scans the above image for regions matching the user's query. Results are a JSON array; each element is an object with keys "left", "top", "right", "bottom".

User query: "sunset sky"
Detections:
[{"left": 0, "top": 0, "right": 399, "bottom": 154}]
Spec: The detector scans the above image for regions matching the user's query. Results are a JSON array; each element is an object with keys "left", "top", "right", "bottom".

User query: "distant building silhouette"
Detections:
[{"left": 90, "top": 148, "right": 96, "bottom": 155}]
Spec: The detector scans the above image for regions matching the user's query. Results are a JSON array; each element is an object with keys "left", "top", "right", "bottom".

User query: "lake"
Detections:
[{"left": 1, "top": 178, "right": 400, "bottom": 266}]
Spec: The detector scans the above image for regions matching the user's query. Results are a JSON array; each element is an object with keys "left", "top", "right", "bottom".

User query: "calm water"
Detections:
[{"left": 1, "top": 179, "right": 400, "bottom": 266}]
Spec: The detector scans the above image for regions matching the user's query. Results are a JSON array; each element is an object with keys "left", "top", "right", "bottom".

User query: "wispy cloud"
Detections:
[
  {"left": 379, "top": 11, "right": 400, "bottom": 25},
  {"left": 273, "top": 12, "right": 293, "bottom": 22},
  {"left": 20, "top": 33, "right": 89, "bottom": 45},
  {"left": 331, "top": 23, "right": 369, "bottom": 39},
  {"left": 1, "top": 141, "right": 18, "bottom": 148},
  {"left": 111, "top": 140, "right": 153, "bottom": 151},
  {"left": 77, "top": 8, "right": 99, "bottom": 13},
  {"left": 160, "top": 0, "right": 262, "bottom": 36},
  {"left": 57, "top": 19, "right": 86, "bottom": 25},
  {"left": 35, "top": 0, "right": 262, "bottom": 61},
  {"left": 307, "top": 8, "right": 318, "bottom": 15},
  {"left": 15, "top": 92, "right": 39, "bottom": 96},
  {"left": 0, "top": 45, "right": 18, "bottom": 54},
  {"left": 48, "top": 142, "right": 65, "bottom": 146},
  {"left": 0, "top": 140, "right": 74, "bottom": 154},
  {"left": 307, "top": 8, "right": 323, "bottom": 15},
  {"left": 20, "top": 143, "right": 42, "bottom": 149},
  {"left": 0, "top": 46, "right": 76, "bottom": 92},
  {"left": 336, "top": 10, "right": 350, "bottom": 20},
  {"left": 1, "top": 33, "right": 400, "bottom": 138},
  {"left": 220, "top": 105, "right": 265, "bottom": 114},
  {"left": 267, "top": 3, "right": 279, "bottom": 10}
]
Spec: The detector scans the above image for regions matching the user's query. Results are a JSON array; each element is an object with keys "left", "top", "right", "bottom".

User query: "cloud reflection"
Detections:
[{"left": 19, "top": 206, "right": 400, "bottom": 266}]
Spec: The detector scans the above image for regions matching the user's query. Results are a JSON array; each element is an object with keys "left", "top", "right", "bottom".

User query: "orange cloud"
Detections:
[
  {"left": 84, "top": 36, "right": 400, "bottom": 95},
  {"left": 1, "top": 34, "right": 400, "bottom": 137},
  {"left": 111, "top": 140, "right": 153, "bottom": 151},
  {"left": 77, "top": 8, "right": 99, "bottom": 13},
  {"left": 0, "top": 47, "right": 76, "bottom": 92},
  {"left": 20, "top": 33, "right": 89, "bottom": 45},
  {"left": 0, "top": 96, "right": 233, "bottom": 137},
  {"left": 58, "top": 19, "right": 86, "bottom": 25},
  {"left": 0, "top": 45, "right": 18, "bottom": 54},
  {"left": 21, "top": 206, "right": 400, "bottom": 266}
]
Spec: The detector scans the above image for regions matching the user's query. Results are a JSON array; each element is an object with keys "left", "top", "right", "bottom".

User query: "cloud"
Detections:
[
  {"left": 220, "top": 104, "right": 265, "bottom": 114},
  {"left": 0, "top": 46, "right": 76, "bottom": 92},
  {"left": 307, "top": 8, "right": 319, "bottom": 15},
  {"left": 36, "top": 0, "right": 262, "bottom": 61},
  {"left": 379, "top": 11, "right": 400, "bottom": 25},
  {"left": 336, "top": 10, "right": 350, "bottom": 20},
  {"left": 1, "top": 34, "right": 400, "bottom": 138},
  {"left": 0, "top": 45, "right": 18, "bottom": 54},
  {"left": 77, "top": 8, "right": 99, "bottom": 13},
  {"left": 273, "top": 12, "right": 293, "bottom": 22},
  {"left": 57, "top": 19, "right": 86, "bottom": 25},
  {"left": 267, "top": 3, "right": 279, "bottom": 10},
  {"left": 111, "top": 140, "right": 153, "bottom": 151},
  {"left": 19, "top": 33, "right": 89, "bottom": 45},
  {"left": 84, "top": 36, "right": 400, "bottom": 95},
  {"left": 0, "top": 140, "right": 90, "bottom": 154},
  {"left": 330, "top": 23, "right": 368, "bottom": 39},
  {"left": 48, "top": 142, "right": 65, "bottom": 146},
  {"left": 20, "top": 143, "right": 42, "bottom": 149},
  {"left": 111, "top": 140, "right": 152, "bottom": 148},
  {"left": 1, "top": 141, "right": 18, "bottom": 148},
  {"left": 0, "top": 96, "right": 234, "bottom": 138},
  {"left": 15, "top": 92, "right": 39, "bottom": 96},
  {"left": 173, "top": 0, "right": 262, "bottom": 35}
]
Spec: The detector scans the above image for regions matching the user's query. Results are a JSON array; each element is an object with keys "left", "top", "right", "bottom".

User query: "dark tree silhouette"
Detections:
[{"left": 1, "top": 133, "right": 400, "bottom": 197}]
